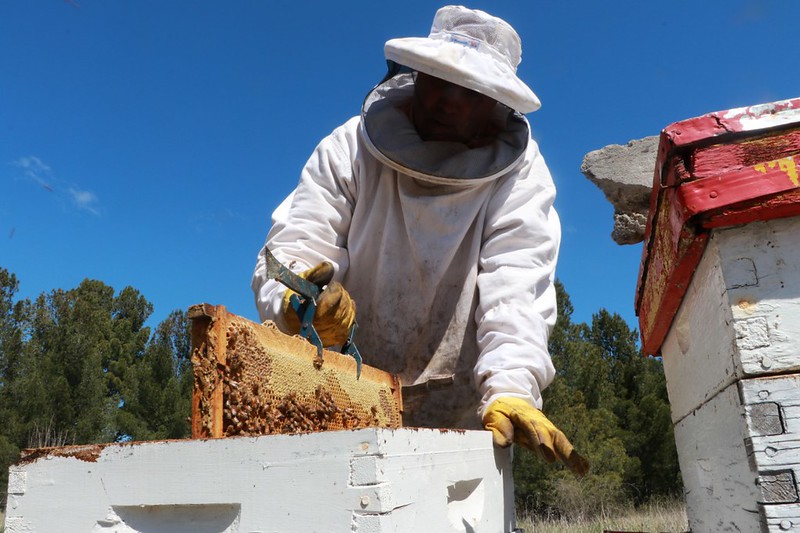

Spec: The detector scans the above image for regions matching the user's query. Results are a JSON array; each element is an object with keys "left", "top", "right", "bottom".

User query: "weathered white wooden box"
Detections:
[
  {"left": 4, "top": 428, "right": 514, "bottom": 533},
  {"left": 663, "top": 218, "right": 800, "bottom": 532},
  {"left": 637, "top": 97, "right": 800, "bottom": 532}
]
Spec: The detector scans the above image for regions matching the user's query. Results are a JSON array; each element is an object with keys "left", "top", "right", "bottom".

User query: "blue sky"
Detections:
[{"left": 2, "top": 1, "right": 798, "bottom": 338}]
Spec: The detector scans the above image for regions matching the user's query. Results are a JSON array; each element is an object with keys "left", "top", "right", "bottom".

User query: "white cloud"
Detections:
[
  {"left": 14, "top": 156, "right": 54, "bottom": 190},
  {"left": 16, "top": 156, "right": 51, "bottom": 173},
  {"left": 68, "top": 187, "right": 101, "bottom": 215},
  {"left": 12, "top": 156, "right": 102, "bottom": 216}
]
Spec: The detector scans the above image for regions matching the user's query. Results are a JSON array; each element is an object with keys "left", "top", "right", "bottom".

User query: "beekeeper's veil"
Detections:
[{"left": 361, "top": 6, "right": 540, "bottom": 184}]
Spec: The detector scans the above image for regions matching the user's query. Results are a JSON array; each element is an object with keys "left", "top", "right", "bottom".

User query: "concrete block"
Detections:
[{"left": 580, "top": 136, "right": 658, "bottom": 244}]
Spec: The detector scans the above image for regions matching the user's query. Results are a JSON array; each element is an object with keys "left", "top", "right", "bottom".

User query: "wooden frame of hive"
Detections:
[{"left": 189, "top": 304, "right": 402, "bottom": 438}]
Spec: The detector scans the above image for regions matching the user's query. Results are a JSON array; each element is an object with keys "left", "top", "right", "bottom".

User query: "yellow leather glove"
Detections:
[
  {"left": 281, "top": 261, "right": 356, "bottom": 347},
  {"left": 483, "top": 397, "right": 589, "bottom": 477}
]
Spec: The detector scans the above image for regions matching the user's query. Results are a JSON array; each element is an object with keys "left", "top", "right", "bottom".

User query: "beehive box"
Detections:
[
  {"left": 637, "top": 97, "right": 800, "bottom": 532},
  {"left": 661, "top": 217, "right": 800, "bottom": 532},
  {"left": 4, "top": 428, "right": 515, "bottom": 532},
  {"left": 189, "top": 303, "right": 402, "bottom": 438}
]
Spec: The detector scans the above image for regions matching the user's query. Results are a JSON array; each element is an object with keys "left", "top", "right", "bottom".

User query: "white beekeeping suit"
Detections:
[
  {"left": 252, "top": 6, "right": 588, "bottom": 475},
  {"left": 252, "top": 6, "right": 586, "bottom": 476}
]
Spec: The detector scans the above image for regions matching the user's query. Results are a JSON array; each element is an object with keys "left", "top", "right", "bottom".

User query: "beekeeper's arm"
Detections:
[
  {"left": 251, "top": 120, "right": 358, "bottom": 344},
  {"left": 475, "top": 141, "right": 588, "bottom": 476}
]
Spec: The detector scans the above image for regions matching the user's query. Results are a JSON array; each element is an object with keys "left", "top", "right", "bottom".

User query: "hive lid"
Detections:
[{"left": 636, "top": 97, "right": 800, "bottom": 355}]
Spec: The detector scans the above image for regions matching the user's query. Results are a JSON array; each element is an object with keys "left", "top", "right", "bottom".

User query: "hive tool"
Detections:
[{"left": 263, "top": 247, "right": 363, "bottom": 379}]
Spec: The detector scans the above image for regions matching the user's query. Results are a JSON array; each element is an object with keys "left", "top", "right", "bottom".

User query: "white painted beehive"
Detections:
[
  {"left": 4, "top": 428, "right": 515, "bottom": 533},
  {"left": 636, "top": 97, "right": 800, "bottom": 533},
  {"left": 662, "top": 217, "right": 800, "bottom": 532}
]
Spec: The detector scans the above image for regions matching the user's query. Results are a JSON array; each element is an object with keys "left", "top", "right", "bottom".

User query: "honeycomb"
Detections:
[{"left": 189, "top": 304, "right": 402, "bottom": 438}]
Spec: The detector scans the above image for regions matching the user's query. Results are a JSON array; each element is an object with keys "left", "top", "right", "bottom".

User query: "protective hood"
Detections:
[{"left": 360, "top": 70, "right": 530, "bottom": 185}]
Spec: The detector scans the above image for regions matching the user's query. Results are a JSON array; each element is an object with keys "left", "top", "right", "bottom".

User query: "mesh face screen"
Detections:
[{"left": 190, "top": 304, "right": 402, "bottom": 438}]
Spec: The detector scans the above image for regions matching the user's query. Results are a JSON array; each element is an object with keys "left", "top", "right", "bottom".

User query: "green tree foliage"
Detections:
[
  {"left": 15, "top": 280, "right": 152, "bottom": 444},
  {"left": 513, "top": 280, "right": 681, "bottom": 518},
  {"left": 117, "top": 309, "right": 193, "bottom": 440},
  {"left": 0, "top": 269, "right": 29, "bottom": 505}
]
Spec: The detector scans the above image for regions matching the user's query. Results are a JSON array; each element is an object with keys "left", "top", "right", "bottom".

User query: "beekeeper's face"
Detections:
[{"left": 411, "top": 72, "right": 497, "bottom": 145}]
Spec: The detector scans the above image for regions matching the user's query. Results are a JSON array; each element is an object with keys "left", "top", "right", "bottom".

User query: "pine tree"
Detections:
[
  {"left": 117, "top": 309, "right": 192, "bottom": 440},
  {"left": 0, "top": 278, "right": 154, "bottom": 447},
  {"left": 512, "top": 280, "right": 681, "bottom": 517},
  {"left": 0, "top": 267, "right": 30, "bottom": 508}
]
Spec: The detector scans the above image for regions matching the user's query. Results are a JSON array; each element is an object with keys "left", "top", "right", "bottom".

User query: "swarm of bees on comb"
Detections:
[{"left": 189, "top": 304, "right": 402, "bottom": 439}]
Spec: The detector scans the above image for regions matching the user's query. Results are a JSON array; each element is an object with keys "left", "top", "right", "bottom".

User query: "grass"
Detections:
[
  {"left": 516, "top": 497, "right": 689, "bottom": 533},
  {"left": 0, "top": 499, "right": 686, "bottom": 533}
]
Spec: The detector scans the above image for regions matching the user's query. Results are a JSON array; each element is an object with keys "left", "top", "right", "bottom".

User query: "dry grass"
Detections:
[
  {"left": 516, "top": 497, "right": 689, "bottom": 533},
  {"left": 0, "top": 502, "right": 685, "bottom": 533}
]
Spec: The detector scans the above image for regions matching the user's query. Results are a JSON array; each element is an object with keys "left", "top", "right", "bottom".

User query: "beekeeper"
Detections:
[{"left": 252, "top": 5, "right": 587, "bottom": 475}]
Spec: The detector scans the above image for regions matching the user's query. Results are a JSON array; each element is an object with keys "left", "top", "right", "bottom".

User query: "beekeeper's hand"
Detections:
[
  {"left": 282, "top": 261, "right": 356, "bottom": 347},
  {"left": 483, "top": 397, "right": 589, "bottom": 477}
]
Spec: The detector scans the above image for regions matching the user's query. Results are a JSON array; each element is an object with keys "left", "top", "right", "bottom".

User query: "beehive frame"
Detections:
[{"left": 189, "top": 304, "right": 402, "bottom": 438}]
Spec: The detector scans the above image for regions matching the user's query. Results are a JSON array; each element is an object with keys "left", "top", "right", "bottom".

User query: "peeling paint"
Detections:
[
  {"left": 7, "top": 471, "right": 27, "bottom": 495},
  {"left": 722, "top": 100, "right": 800, "bottom": 132},
  {"left": 734, "top": 317, "right": 771, "bottom": 350},
  {"left": 638, "top": 96, "right": 800, "bottom": 355},
  {"left": 14, "top": 443, "right": 105, "bottom": 466},
  {"left": 754, "top": 156, "right": 799, "bottom": 187},
  {"left": 4, "top": 516, "right": 35, "bottom": 533}
]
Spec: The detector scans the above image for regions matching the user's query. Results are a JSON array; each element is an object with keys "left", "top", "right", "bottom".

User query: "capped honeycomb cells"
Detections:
[{"left": 190, "top": 304, "right": 402, "bottom": 438}]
